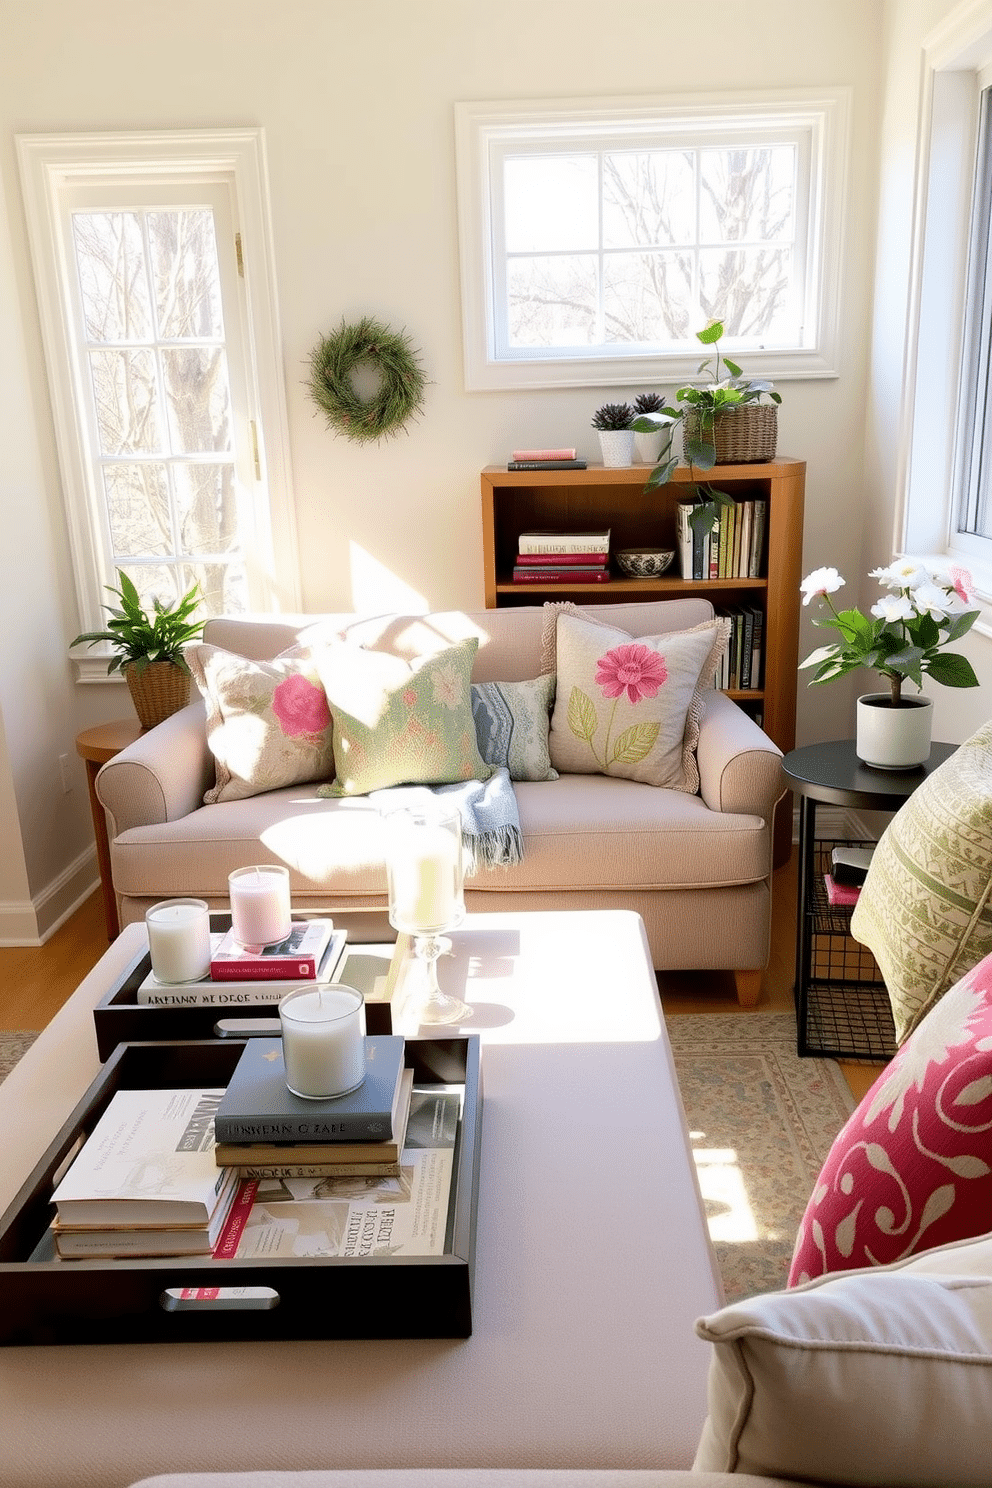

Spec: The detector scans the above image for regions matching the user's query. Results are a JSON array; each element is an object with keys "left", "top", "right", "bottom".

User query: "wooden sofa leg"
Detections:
[{"left": 734, "top": 970, "right": 762, "bottom": 1008}]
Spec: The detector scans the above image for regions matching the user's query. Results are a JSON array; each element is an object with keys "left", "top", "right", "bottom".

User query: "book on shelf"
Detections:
[
  {"left": 213, "top": 1085, "right": 463, "bottom": 1261},
  {"left": 511, "top": 447, "right": 576, "bottom": 461},
  {"left": 513, "top": 550, "right": 608, "bottom": 566},
  {"left": 824, "top": 873, "right": 862, "bottom": 908},
  {"left": 517, "top": 529, "right": 610, "bottom": 555},
  {"left": 214, "top": 1034, "right": 407, "bottom": 1144},
  {"left": 749, "top": 607, "right": 764, "bottom": 689},
  {"left": 209, "top": 918, "right": 336, "bottom": 981},
  {"left": 749, "top": 500, "right": 767, "bottom": 578},
  {"left": 507, "top": 459, "right": 587, "bottom": 470},
  {"left": 511, "top": 566, "right": 609, "bottom": 584},
  {"left": 51, "top": 1086, "right": 235, "bottom": 1228},
  {"left": 138, "top": 929, "right": 348, "bottom": 1005},
  {"left": 50, "top": 1180, "right": 245, "bottom": 1258},
  {"left": 678, "top": 503, "right": 718, "bottom": 581},
  {"left": 215, "top": 1069, "right": 414, "bottom": 1174}
]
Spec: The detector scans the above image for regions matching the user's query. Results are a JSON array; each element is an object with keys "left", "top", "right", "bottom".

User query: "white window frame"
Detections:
[
  {"left": 455, "top": 90, "right": 850, "bottom": 391},
  {"left": 901, "top": 1, "right": 992, "bottom": 625},
  {"left": 17, "top": 128, "right": 300, "bottom": 678}
]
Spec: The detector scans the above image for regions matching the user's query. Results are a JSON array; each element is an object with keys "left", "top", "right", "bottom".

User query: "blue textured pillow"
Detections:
[{"left": 471, "top": 676, "right": 557, "bottom": 782}]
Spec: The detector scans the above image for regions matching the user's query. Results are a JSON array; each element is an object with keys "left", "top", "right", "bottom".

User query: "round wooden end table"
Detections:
[{"left": 76, "top": 718, "right": 143, "bottom": 940}]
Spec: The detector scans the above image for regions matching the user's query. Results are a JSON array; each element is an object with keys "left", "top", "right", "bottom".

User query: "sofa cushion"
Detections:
[
  {"left": 187, "top": 644, "right": 334, "bottom": 804},
  {"left": 546, "top": 609, "right": 729, "bottom": 792},
  {"left": 695, "top": 1229, "right": 992, "bottom": 1485},
  {"left": 850, "top": 720, "right": 992, "bottom": 1043},
  {"left": 471, "top": 676, "right": 557, "bottom": 781},
  {"left": 789, "top": 949, "right": 992, "bottom": 1286},
  {"left": 313, "top": 637, "right": 492, "bottom": 796}
]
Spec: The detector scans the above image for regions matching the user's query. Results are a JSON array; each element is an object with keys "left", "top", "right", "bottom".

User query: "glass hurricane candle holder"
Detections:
[{"left": 386, "top": 805, "right": 471, "bottom": 1026}]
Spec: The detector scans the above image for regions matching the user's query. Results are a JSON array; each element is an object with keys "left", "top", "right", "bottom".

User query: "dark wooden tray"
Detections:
[
  {"left": 92, "top": 916, "right": 395, "bottom": 1059},
  {"left": 0, "top": 1035, "right": 481, "bottom": 1345}
]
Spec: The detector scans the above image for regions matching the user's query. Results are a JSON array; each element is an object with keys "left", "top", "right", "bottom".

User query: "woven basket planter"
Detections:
[
  {"left": 124, "top": 661, "right": 191, "bottom": 730},
  {"left": 683, "top": 403, "right": 778, "bottom": 465}
]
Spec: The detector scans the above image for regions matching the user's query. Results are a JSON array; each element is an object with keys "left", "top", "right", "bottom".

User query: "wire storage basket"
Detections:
[{"left": 683, "top": 403, "right": 778, "bottom": 465}]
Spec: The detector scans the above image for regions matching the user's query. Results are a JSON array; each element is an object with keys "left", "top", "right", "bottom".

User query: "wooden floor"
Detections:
[{"left": 0, "top": 857, "right": 880, "bottom": 1100}]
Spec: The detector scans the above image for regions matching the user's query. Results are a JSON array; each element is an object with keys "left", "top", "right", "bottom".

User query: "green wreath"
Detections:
[{"left": 306, "top": 316, "right": 427, "bottom": 444}]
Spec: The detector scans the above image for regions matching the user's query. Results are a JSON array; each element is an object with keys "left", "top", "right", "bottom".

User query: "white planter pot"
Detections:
[
  {"left": 598, "top": 429, "right": 636, "bottom": 468},
  {"left": 855, "top": 693, "right": 934, "bottom": 770},
  {"left": 634, "top": 428, "right": 667, "bottom": 465}
]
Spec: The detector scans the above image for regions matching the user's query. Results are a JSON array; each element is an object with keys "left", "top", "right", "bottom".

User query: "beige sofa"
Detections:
[{"left": 97, "top": 599, "right": 784, "bottom": 1006}]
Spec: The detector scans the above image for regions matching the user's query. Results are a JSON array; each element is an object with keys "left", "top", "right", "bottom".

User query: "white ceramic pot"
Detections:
[
  {"left": 634, "top": 428, "right": 667, "bottom": 465},
  {"left": 598, "top": 429, "right": 636, "bottom": 468},
  {"left": 855, "top": 692, "right": 934, "bottom": 770}
]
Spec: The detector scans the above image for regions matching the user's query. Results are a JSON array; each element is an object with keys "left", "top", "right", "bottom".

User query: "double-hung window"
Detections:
[
  {"left": 17, "top": 129, "right": 298, "bottom": 675},
  {"left": 455, "top": 91, "right": 849, "bottom": 390}
]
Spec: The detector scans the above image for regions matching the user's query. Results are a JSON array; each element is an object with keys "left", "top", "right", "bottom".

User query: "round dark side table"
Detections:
[{"left": 781, "top": 739, "right": 957, "bottom": 1063}]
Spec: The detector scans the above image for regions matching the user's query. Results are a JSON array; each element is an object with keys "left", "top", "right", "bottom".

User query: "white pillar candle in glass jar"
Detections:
[
  {"left": 228, "top": 864, "right": 292, "bottom": 946},
  {"left": 278, "top": 983, "right": 367, "bottom": 1099},
  {"left": 145, "top": 898, "right": 212, "bottom": 984}
]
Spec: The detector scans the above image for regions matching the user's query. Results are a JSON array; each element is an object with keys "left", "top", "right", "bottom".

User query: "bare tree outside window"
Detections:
[{"left": 72, "top": 208, "right": 247, "bottom": 617}]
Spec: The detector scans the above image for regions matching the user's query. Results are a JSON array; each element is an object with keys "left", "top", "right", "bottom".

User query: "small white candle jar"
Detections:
[
  {"left": 386, "top": 806, "right": 465, "bottom": 936},
  {"left": 145, "top": 898, "right": 212, "bottom": 984},
  {"left": 279, "top": 983, "right": 367, "bottom": 1099},
  {"left": 228, "top": 864, "right": 292, "bottom": 947}
]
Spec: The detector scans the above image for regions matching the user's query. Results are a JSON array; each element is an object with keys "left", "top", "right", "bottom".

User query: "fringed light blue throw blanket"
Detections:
[{"left": 371, "top": 767, "right": 523, "bottom": 871}]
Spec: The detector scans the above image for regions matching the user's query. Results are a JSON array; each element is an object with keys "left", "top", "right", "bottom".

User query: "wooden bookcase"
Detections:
[{"left": 480, "top": 458, "right": 806, "bottom": 763}]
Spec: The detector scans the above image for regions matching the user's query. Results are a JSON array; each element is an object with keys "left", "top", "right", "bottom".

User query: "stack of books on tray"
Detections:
[
  {"left": 513, "top": 528, "right": 611, "bottom": 585},
  {"left": 49, "top": 1086, "right": 241, "bottom": 1258},
  {"left": 136, "top": 917, "right": 347, "bottom": 1007},
  {"left": 506, "top": 447, "right": 587, "bottom": 471}
]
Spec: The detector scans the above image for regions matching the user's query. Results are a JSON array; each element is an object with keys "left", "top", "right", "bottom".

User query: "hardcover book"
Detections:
[
  {"left": 507, "top": 459, "right": 587, "bottom": 470},
  {"left": 511, "top": 447, "right": 576, "bottom": 461},
  {"left": 209, "top": 918, "right": 335, "bottom": 981},
  {"left": 213, "top": 1034, "right": 407, "bottom": 1143},
  {"left": 138, "top": 929, "right": 347, "bottom": 1004},
  {"left": 51, "top": 1087, "right": 234, "bottom": 1227},
  {"left": 511, "top": 568, "right": 609, "bottom": 584},
  {"left": 516, "top": 529, "right": 610, "bottom": 555}
]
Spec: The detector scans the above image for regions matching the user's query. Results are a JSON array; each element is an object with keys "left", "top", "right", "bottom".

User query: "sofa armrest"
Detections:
[
  {"left": 96, "top": 700, "right": 212, "bottom": 836},
  {"left": 696, "top": 690, "right": 784, "bottom": 822}
]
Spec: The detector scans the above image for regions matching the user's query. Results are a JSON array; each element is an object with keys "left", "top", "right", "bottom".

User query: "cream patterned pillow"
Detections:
[
  {"left": 471, "top": 676, "right": 558, "bottom": 782},
  {"left": 314, "top": 637, "right": 491, "bottom": 797},
  {"left": 694, "top": 1231, "right": 992, "bottom": 1485},
  {"left": 851, "top": 720, "right": 992, "bottom": 1043},
  {"left": 546, "top": 609, "right": 729, "bottom": 792},
  {"left": 188, "top": 643, "right": 334, "bottom": 804}
]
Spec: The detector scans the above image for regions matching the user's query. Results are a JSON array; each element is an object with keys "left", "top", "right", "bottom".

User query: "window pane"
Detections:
[
  {"left": 507, "top": 254, "right": 598, "bottom": 346},
  {"left": 504, "top": 155, "right": 598, "bottom": 252},
  {"left": 188, "top": 559, "right": 249, "bottom": 616},
  {"left": 104, "top": 464, "right": 171, "bottom": 555},
  {"left": 147, "top": 210, "right": 224, "bottom": 339},
  {"left": 161, "top": 347, "right": 232, "bottom": 453},
  {"left": 72, "top": 212, "right": 152, "bottom": 342},
  {"left": 698, "top": 247, "right": 794, "bottom": 339},
  {"left": 173, "top": 463, "right": 239, "bottom": 554},
  {"left": 699, "top": 147, "right": 796, "bottom": 244},
  {"left": 603, "top": 251, "right": 693, "bottom": 342},
  {"left": 603, "top": 151, "right": 695, "bottom": 248},
  {"left": 88, "top": 349, "right": 162, "bottom": 454}
]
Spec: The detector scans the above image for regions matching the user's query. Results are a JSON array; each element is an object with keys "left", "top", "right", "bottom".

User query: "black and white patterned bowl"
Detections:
[{"left": 615, "top": 547, "right": 675, "bottom": 578}]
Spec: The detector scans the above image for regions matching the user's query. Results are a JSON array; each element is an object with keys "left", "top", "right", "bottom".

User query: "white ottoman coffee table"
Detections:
[{"left": 0, "top": 910, "right": 722, "bottom": 1488}]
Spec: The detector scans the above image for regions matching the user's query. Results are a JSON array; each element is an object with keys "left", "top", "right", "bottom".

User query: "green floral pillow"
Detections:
[
  {"left": 188, "top": 643, "right": 334, "bottom": 803},
  {"left": 314, "top": 637, "right": 492, "bottom": 797},
  {"left": 547, "top": 610, "right": 730, "bottom": 792}
]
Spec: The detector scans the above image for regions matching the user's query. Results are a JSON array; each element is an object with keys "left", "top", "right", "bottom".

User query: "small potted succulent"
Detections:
[
  {"left": 71, "top": 570, "right": 205, "bottom": 729},
  {"left": 631, "top": 392, "right": 672, "bottom": 465},
  {"left": 592, "top": 401, "right": 636, "bottom": 467}
]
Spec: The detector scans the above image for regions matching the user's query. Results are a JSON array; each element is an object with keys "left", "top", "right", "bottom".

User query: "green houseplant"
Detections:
[{"left": 71, "top": 571, "right": 205, "bottom": 729}]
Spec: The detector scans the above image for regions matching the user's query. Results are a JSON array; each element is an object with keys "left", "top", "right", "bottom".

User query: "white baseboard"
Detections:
[{"left": 0, "top": 848, "right": 99, "bottom": 946}]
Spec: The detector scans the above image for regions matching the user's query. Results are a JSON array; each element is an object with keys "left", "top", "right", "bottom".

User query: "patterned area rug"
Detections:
[
  {"left": 667, "top": 1011, "right": 857, "bottom": 1302},
  {"left": 0, "top": 1031, "right": 39, "bottom": 1083}
]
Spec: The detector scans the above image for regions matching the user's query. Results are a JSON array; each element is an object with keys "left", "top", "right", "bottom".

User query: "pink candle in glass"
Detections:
[{"left": 228, "top": 864, "right": 292, "bottom": 946}]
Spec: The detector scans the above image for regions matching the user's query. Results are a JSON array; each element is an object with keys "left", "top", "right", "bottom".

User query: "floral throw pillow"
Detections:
[
  {"left": 547, "top": 610, "right": 730, "bottom": 791},
  {"left": 788, "top": 949, "right": 992, "bottom": 1286},
  {"left": 313, "top": 637, "right": 492, "bottom": 797},
  {"left": 188, "top": 643, "right": 334, "bottom": 804}
]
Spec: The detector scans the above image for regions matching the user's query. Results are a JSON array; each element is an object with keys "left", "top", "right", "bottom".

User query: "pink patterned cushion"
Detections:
[{"left": 789, "top": 950, "right": 992, "bottom": 1285}]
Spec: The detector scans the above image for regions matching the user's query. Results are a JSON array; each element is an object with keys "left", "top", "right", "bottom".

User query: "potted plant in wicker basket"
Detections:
[
  {"left": 678, "top": 319, "right": 781, "bottom": 468},
  {"left": 71, "top": 571, "right": 205, "bottom": 729}
]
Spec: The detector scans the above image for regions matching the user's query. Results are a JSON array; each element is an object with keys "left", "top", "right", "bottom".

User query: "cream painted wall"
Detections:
[{"left": 0, "top": 0, "right": 896, "bottom": 935}]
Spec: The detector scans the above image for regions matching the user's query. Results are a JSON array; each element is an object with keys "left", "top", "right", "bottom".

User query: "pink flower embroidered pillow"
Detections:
[
  {"left": 789, "top": 949, "right": 992, "bottom": 1286},
  {"left": 188, "top": 643, "right": 334, "bottom": 804},
  {"left": 547, "top": 610, "right": 730, "bottom": 791}
]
